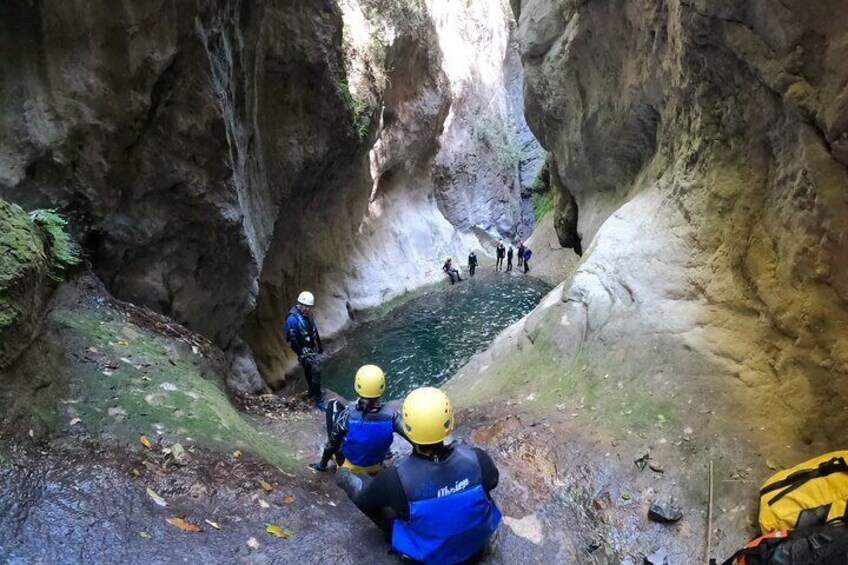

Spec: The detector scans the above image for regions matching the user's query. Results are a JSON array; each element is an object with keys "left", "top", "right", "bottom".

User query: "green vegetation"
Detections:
[
  {"left": 28, "top": 208, "right": 81, "bottom": 280},
  {"left": 532, "top": 192, "right": 554, "bottom": 223},
  {"left": 337, "top": 79, "right": 373, "bottom": 142},
  {"left": 0, "top": 200, "right": 49, "bottom": 330},
  {"left": 27, "top": 303, "right": 297, "bottom": 468},
  {"left": 449, "top": 328, "right": 676, "bottom": 435}
]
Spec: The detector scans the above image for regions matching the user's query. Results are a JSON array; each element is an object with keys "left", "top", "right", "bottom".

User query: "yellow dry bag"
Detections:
[{"left": 759, "top": 451, "right": 848, "bottom": 533}]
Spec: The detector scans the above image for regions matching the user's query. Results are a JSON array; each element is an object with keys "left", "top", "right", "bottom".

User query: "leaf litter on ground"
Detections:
[
  {"left": 166, "top": 517, "right": 202, "bottom": 532},
  {"left": 146, "top": 487, "right": 167, "bottom": 507},
  {"left": 264, "top": 523, "right": 293, "bottom": 539}
]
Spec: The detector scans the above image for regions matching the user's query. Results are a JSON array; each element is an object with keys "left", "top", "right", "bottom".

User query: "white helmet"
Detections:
[{"left": 297, "top": 291, "right": 315, "bottom": 306}]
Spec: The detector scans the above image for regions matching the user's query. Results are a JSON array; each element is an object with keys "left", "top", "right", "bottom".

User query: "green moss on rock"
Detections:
[
  {"left": 0, "top": 199, "right": 52, "bottom": 367},
  {"left": 49, "top": 303, "right": 295, "bottom": 469}
]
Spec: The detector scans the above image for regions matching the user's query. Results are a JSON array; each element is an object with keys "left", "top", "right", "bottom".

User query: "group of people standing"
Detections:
[
  {"left": 441, "top": 238, "right": 534, "bottom": 285},
  {"left": 284, "top": 294, "right": 501, "bottom": 564},
  {"left": 495, "top": 238, "right": 532, "bottom": 274}
]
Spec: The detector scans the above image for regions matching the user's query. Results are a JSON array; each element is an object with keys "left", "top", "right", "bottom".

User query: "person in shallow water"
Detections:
[
  {"left": 523, "top": 247, "right": 532, "bottom": 274},
  {"left": 495, "top": 240, "right": 505, "bottom": 271},
  {"left": 442, "top": 256, "right": 462, "bottom": 284},
  {"left": 336, "top": 387, "right": 501, "bottom": 565},
  {"left": 506, "top": 245, "right": 514, "bottom": 272},
  {"left": 309, "top": 365, "right": 405, "bottom": 474},
  {"left": 467, "top": 251, "right": 478, "bottom": 277},
  {"left": 284, "top": 291, "right": 325, "bottom": 409}
]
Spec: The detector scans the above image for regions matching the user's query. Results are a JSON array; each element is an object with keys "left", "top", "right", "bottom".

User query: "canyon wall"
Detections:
[
  {"left": 507, "top": 0, "right": 848, "bottom": 446},
  {"left": 0, "top": 0, "right": 541, "bottom": 390}
]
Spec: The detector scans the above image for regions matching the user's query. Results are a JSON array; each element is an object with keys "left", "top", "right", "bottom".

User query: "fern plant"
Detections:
[{"left": 28, "top": 208, "right": 81, "bottom": 279}]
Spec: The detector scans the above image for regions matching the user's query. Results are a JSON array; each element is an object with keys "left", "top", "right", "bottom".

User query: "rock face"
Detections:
[
  {"left": 511, "top": 0, "right": 848, "bottom": 445},
  {"left": 0, "top": 199, "right": 53, "bottom": 369},
  {"left": 0, "top": 0, "right": 540, "bottom": 388}
]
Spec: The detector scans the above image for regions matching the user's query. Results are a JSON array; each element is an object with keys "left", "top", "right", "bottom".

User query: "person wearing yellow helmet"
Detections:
[
  {"left": 309, "top": 365, "right": 405, "bottom": 475},
  {"left": 336, "top": 387, "right": 501, "bottom": 564},
  {"left": 442, "top": 256, "right": 463, "bottom": 284}
]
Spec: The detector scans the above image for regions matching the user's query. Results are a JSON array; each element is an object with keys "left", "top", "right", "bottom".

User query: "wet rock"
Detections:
[
  {"left": 227, "top": 338, "right": 265, "bottom": 394},
  {"left": 648, "top": 500, "right": 683, "bottom": 524},
  {"left": 644, "top": 548, "right": 670, "bottom": 565}
]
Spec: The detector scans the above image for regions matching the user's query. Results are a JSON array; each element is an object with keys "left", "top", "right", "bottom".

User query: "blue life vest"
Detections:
[
  {"left": 341, "top": 404, "right": 395, "bottom": 468},
  {"left": 392, "top": 446, "right": 501, "bottom": 564},
  {"left": 523, "top": 249, "right": 532, "bottom": 261},
  {"left": 285, "top": 307, "right": 316, "bottom": 351}
]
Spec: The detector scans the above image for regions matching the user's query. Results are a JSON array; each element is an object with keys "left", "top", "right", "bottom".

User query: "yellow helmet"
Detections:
[
  {"left": 354, "top": 365, "right": 386, "bottom": 398},
  {"left": 401, "top": 387, "right": 454, "bottom": 445}
]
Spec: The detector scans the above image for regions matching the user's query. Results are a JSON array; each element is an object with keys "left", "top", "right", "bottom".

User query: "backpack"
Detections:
[
  {"left": 718, "top": 521, "right": 848, "bottom": 565},
  {"left": 759, "top": 451, "right": 848, "bottom": 532}
]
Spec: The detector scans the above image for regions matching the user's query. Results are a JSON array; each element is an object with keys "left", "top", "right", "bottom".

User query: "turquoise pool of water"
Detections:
[{"left": 322, "top": 273, "right": 551, "bottom": 400}]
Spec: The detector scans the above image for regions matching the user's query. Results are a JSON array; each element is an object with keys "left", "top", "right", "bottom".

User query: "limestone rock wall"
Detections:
[
  {"left": 513, "top": 0, "right": 848, "bottom": 443},
  {"left": 0, "top": 0, "right": 539, "bottom": 389}
]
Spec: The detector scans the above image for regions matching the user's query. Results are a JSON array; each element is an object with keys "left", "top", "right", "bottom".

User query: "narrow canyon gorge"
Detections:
[{"left": 1, "top": 0, "right": 846, "bottom": 563}]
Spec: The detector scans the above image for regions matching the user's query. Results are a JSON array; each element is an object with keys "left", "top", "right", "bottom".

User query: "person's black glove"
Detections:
[{"left": 309, "top": 462, "right": 328, "bottom": 472}]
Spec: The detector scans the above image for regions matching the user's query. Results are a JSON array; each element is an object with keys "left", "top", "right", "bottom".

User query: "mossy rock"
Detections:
[{"left": 0, "top": 199, "right": 52, "bottom": 369}]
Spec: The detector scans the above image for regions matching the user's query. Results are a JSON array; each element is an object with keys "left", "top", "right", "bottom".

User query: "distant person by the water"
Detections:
[
  {"left": 517, "top": 239, "right": 525, "bottom": 266},
  {"left": 442, "top": 256, "right": 462, "bottom": 284},
  {"left": 495, "top": 240, "right": 505, "bottom": 271},
  {"left": 285, "top": 291, "right": 325, "bottom": 409},
  {"left": 506, "top": 245, "right": 514, "bottom": 272},
  {"left": 523, "top": 247, "right": 532, "bottom": 274},
  {"left": 468, "top": 251, "right": 478, "bottom": 277}
]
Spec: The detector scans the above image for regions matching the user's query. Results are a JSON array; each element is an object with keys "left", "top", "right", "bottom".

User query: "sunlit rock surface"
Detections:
[
  {"left": 0, "top": 0, "right": 541, "bottom": 389},
  {"left": 506, "top": 0, "right": 848, "bottom": 448}
]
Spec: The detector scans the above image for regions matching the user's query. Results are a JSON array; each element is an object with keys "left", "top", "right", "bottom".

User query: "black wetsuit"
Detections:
[
  {"left": 320, "top": 399, "right": 405, "bottom": 471},
  {"left": 517, "top": 244, "right": 525, "bottom": 266},
  {"left": 506, "top": 247, "right": 513, "bottom": 272},
  {"left": 523, "top": 249, "right": 532, "bottom": 274},
  {"left": 468, "top": 253, "right": 478, "bottom": 277},
  {"left": 337, "top": 443, "right": 499, "bottom": 542},
  {"left": 495, "top": 244, "right": 505, "bottom": 271},
  {"left": 284, "top": 306, "right": 323, "bottom": 401},
  {"left": 443, "top": 260, "right": 461, "bottom": 284}
]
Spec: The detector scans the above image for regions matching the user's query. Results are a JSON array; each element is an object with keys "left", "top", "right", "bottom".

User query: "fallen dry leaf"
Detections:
[
  {"left": 232, "top": 450, "right": 242, "bottom": 458},
  {"left": 260, "top": 480, "right": 273, "bottom": 492},
  {"left": 69, "top": 418, "right": 81, "bottom": 426},
  {"left": 146, "top": 487, "right": 167, "bottom": 507},
  {"left": 117, "top": 340, "right": 129, "bottom": 347},
  {"left": 204, "top": 519, "right": 221, "bottom": 530},
  {"left": 258, "top": 499, "right": 270, "bottom": 509},
  {"left": 281, "top": 496, "right": 294, "bottom": 504},
  {"left": 140, "top": 435, "right": 152, "bottom": 449},
  {"left": 139, "top": 531, "right": 151, "bottom": 539},
  {"left": 166, "top": 517, "right": 202, "bottom": 532},
  {"left": 264, "top": 523, "right": 293, "bottom": 539}
]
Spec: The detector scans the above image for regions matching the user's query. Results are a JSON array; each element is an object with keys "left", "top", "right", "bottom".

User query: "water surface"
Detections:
[{"left": 323, "top": 273, "right": 551, "bottom": 399}]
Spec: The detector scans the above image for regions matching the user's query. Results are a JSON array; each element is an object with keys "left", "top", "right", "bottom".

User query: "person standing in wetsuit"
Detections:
[
  {"left": 517, "top": 239, "right": 525, "bottom": 267},
  {"left": 495, "top": 240, "right": 505, "bottom": 271},
  {"left": 284, "top": 291, "right": 325, "bottom": 409},
  {"left": 506, "top": 246, "right": 514, "bottom": 272},
  {"left": 337, "top": 387, "right": 501, "bottom": 564},
  {"left": 468, "top": 251, "right": 478, "bottom": 277},
  {"left": 310, "top": 365, "right": 405, "bottom": 475},
  {"left": 523, "top": 247, "right": 532, "bottom": 274}
]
